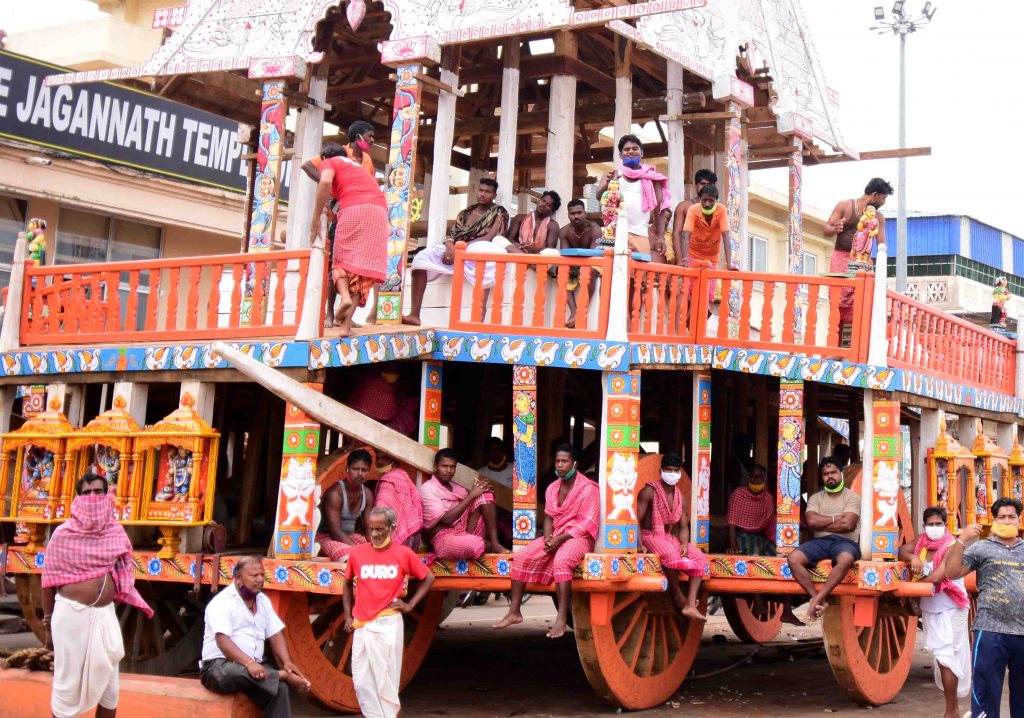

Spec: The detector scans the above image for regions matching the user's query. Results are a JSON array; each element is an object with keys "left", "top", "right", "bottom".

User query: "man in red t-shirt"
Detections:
[{"left": 344, "top": 506, "right": 434, "bottom": 718}]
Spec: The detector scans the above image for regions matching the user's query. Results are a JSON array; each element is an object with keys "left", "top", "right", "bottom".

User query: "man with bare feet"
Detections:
[
  {"left": 637, "top": 453, "right": 707, "bottom": 622},
  {"left": 786, "top": 457, "right": 861, "bottom": 621},
  {"left": 493, "top": 444, "right": 599, "bottom": 638},
  {"left": 403, "top": 178, "right": 509, "bottom": 326},
  {"left": 309, "top": 140, "right": 388, "bottom": 336},
  {"left": 201, "top": 555, "right": 311, "bottom": 716},
  {"left": 420, "top": 448, "right": 509, "bottom": 558},
  {"left": 557, "top": 199, "right": 602, "bottom": 328}
]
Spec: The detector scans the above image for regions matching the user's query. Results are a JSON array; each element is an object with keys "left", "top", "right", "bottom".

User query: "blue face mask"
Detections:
[{"left": 622, "top": 157, "right": 642, "bottom": 169}]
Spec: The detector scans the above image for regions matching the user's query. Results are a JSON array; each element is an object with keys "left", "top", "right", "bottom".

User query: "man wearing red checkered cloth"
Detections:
[
  {"left": 373, "top": 455, "right": 423, "bottom": 549},
  {"left": 493, "top": 444, "right": 600, "bottom": 639},
  {"left": 41, "top": 472, "right": 153, "bottom": 718},
  {"left": 419, "top": 448, "right": 509, "bottom": 559}
]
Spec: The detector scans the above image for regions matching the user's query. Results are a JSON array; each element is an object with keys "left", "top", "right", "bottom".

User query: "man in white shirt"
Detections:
[
  {"left": 477, "top": 437, "right": 514, "bottom": 488},
  {"left": 200, "top": 556, "right": 310, "bottom": 717}
]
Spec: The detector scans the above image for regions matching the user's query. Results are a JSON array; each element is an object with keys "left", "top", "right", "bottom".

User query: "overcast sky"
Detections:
[{"left": 5, "top": 1, "right": 1024, "bottom": 235}]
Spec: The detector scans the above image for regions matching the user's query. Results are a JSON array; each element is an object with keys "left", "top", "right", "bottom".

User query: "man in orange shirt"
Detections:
[{"left": 673, "top": 184, "right": 736, "bottom": 271}]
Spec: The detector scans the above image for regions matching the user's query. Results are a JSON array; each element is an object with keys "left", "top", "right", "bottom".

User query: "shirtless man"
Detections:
[
  {"left": 403, "top": 178, "right": 510, "bottom": 325},
  {"left": 506, "top": 191, "right": 561, "bottom": 254},
  {"left": 558, "top": 199, "right": 602, "bottom": 328},
  {"left": 671, "top": 169, "right": 717, "bottom": 246},
  {"left": 317, "top": 450, "right": 375, "bottom": 560}
]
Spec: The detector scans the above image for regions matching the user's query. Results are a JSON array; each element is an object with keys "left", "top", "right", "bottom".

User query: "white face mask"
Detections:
[
  {"left": 661, "top": 471, "right": 682, "bottom": 486},
  {"left": 924, "top": 525, "right": 945, "bottom": 541}
]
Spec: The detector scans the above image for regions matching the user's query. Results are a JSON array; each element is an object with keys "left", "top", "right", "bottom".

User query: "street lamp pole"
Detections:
[{"left": 871, "top": 2, "right": 937, "bottom": 294}]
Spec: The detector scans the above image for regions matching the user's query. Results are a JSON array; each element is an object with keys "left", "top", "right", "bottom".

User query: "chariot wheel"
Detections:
[
  {"left": 822, "top": 595, "right": 917, "bottom": 706},
  {"left": 16, "top": 575, "right": 205, "bottom": 675},
  {"left": 278, "top": 588, "right": 444, "bottom": 712},
  {"left": 573, "top": 591, "right": 705, "bottom": 710},
  {"left": 721, "top": 595, "right": 784, "bottom": 644}
]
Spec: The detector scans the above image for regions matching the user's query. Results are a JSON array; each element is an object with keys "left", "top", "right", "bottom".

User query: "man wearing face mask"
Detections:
[
  {"left": 786, "top": 457, "right": 862, "bottom": 621},
  {"left": 493, "top": 444, "right": 600, "bottom": 638},
  {"left": 201, "top": 555, "right": 310, "bottom": 715},
  {"left": 726, "top": 463, "right": 776, "bottom": 556},
  {"left": 823, "top": 178, "right": 892, "bottom": 332},
  {"left": 42, "top": 473, "right": 154, "bottom": 718},
  {"left": 899, "top": 507, "right": 971, "bottom": 718},
  {"left": 637, "top": 453, "right": 708, "bottom": 622},
  {"left": 942, "top": 497, "right": 1024, "bottom": 718}
]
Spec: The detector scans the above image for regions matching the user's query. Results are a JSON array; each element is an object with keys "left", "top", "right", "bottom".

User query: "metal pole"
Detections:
[{"left": 896, "top": 30, "right": 908, "bottom": 293}]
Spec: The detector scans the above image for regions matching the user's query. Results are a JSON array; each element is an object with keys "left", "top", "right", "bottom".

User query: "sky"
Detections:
[{"left": 4, "top": 0, "right": 1024, "bottom": 235}]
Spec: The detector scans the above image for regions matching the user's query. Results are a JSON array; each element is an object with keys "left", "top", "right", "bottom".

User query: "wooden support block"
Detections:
[{"left": 852, "top": 595, "right": 878, "bottom": 628}]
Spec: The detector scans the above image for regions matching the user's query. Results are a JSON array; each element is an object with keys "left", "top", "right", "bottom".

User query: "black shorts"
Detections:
[{"left": 795, "top": 534, "right": 861, "bottom": 565}]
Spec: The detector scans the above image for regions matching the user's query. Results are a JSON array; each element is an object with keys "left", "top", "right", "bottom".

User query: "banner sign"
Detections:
[{"left": 0, "top": 50, "right": 290, "bottom": 198}]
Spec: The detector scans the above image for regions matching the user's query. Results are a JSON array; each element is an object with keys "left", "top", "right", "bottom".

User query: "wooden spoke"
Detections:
[
  {"left": 722, "top": 595, "right": 784, "bottom": 644},
  {"left": 278, "top": 589, "right": 444, "bottom": 712},
  {"left": 823, "top": 596, "right": 917, "bottom": 706},
  {"left": 574, "top": 591, "right": 705, "bottom": 710}
]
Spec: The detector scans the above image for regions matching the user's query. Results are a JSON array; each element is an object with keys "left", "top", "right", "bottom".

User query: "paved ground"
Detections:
[{"left": 2, "top": 590, "right": 1011, "bottom": 717}]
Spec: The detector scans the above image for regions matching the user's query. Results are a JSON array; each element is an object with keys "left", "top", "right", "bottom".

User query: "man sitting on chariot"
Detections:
[
  {"left": 786, "top": 457, "right": 862, "bottom": 621},
  {"left": 637, "top": 453, "right": 708, "bottom": 622},
  {"left": 493, "top": 444, "right": 600, "bottom": 639},
  {"left": 372, "top": 451, "right": 424, "bottom": 550},
  {"left": 419, "top": 448, "right": 509, "bottom": 559},
  {"left": 317, "top": 450, "right": 375, "bottom": 560}
]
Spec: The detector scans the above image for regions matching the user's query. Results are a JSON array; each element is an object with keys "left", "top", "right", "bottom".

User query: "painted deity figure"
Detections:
[
  {"left": 94, "top": 445, "right": 121, "bottom": 489},
  {"left": 936, "top": 458, "right": 949, "bottom": 510},
  {"left": 599, "top": 178, "right": 622, "bottom": 247},
  {"left": 26, "top": 218, "right": 46, "bottom": 267},
  {"left": 848, "top": 204, "right": 879, "bottom": 272},
  {"left": 170, "top": 447, "right": 193, "bottom": 502},
  {"left": 22, "top": 446, "right": 54, "bottom": 499},
  {"left": 512, "top": 391, "right": 536, "bottom": 497},
  {"left": 975, "top": 459, "right": 988, "bottom": 522},
  {"left": 991, "top": 277, "right": 1010, "bottom": 329}
]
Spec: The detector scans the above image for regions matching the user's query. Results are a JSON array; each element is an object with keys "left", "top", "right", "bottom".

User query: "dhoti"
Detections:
[
  {"left": 51, "top": 594, "right": 124, "bottom": 718},
  {"left": 410, "top": 241, "right": 508, "bottom": 288},
  {"left": 922, "top": 605, "right": 971, "bottom": 698},
  {"left": 352, "top": 612, "right": 405, "bottom": 718}
]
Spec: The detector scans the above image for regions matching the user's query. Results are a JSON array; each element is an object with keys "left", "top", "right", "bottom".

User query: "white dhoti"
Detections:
[
  {"left": 410, "top": 241, "right": 508, "bottom": 288},
  {"left": 922, "top": 605, "right": 971, "bottom": 698},
  {"left": 51, "top": 594, "right": 125, "bottom": 718},
  {"left": 351, "top": 612, "right": 405, "bottom": 718}
]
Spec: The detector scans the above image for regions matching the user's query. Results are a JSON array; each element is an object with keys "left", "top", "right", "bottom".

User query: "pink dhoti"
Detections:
[
  {"left": 640, "top": 531, "right": 709, "bottom": 578},
  {"left": 830, "top": 249, "right": 855, "bottom": 325},
  {"left": 317, "top": 533, "right": 367, "bottom": 560},
  {"left": 509, "top": 536, "right": 593, "bottom": 584},
  {"left": 428, "top": 494, "right": 492, "bottom": 560}
]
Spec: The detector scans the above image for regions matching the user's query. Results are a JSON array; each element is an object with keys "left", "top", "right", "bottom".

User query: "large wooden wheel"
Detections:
[
  {"left": 822, "top": 596, "right": 917, "bottom": 706},
  {"left": 16, "top": 575, "right": 206, "bottom": 675},
  {"left": 721, "top": 595, "right": 784, "bottom": 644},
  {"left": 278, "top": 588, "right": 444, "bottom": 712},
  {"left": 573, "top": 591, "right": 705, "bottom": 710}
]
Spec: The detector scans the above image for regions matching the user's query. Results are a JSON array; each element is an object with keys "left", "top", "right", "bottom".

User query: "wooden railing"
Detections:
[
  {"left": 449, "top": 244, "right": 614, "bottom": 339},
  {"left": 20, "top": 250, "right": 314, "bottom": 345},
  {"left": 627, "top": 262, "right": 702, "bottom": 343},
  {"left": 887, "top": 290, "right": 1016, "bottom": 395}
]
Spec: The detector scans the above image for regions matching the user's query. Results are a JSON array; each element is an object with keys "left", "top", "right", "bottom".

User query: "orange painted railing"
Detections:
[
  {"left": 449, "top": 244, "right": 614, "bottom": 339},
  {"left": 627, "top": 262, "right": 702, "bottom": 343},
  {"left": 20, "top": 250, "right": 313, "bottom": 345},
  {"left": 691, "top": 267, "right": 873, "bottom": 362},
  {"left": 887, "top": 290, "right": 1016, "bottom": 395}
]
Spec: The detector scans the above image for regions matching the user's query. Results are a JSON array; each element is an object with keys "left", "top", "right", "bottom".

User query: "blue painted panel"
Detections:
[
  {"left": 970, "top": 220, "right": 1003, "bottom": 268},
  {"left": 884, "top": 215, "right": 960, "bottom": 256},
  {"left": 1013, "top": 238, "right": 1024, "bottom": 277}
]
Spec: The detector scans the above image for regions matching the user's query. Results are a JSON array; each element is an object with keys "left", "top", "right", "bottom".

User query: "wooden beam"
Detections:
[
  {"left": 750, "top": 146, "right": 932, "bottom": 171},
  {"left": 659, "top": 110, "right": 738, "bottom": 122}
]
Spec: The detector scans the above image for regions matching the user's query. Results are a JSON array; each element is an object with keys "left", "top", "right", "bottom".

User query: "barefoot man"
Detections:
[
  {"left": 42, "top": 473, "right": 154, "bottom": 718},
  {"left": 558, "top": 199, "right": 602, "bottom": 328},
  {"left": 200, "top": 555, "right": 311, "bottom": 716},
  {"left": 420, "top": 448, "right": 509, "bottom": 558},
  {"left": 344, "top": 507, "right": 435, "bottom": 718},
  {"left": 494, "top": 444, "right": 600, "bottom": 638},
  {"left": 637, "top": 453, "right": 708, "bottom": 621},
  {"left": 309, "top": 146, "right": 387, "bottom": 336},
  {"left": 786, "top": 457, "right": 861, "bottom": 621}
]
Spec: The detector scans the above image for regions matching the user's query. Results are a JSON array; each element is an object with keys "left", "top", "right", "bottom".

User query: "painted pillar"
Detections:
[
  {"left": 273, "top": 383, "right": 324, "bottom": 560},
  {"left": 419, "top": 361, "right": 443, "bottom": 455},
  {"left": 914, "top": 407, "right": 941, "bottom": 534},
  {"left": 776, "top": 380, "right": 804, "bottom": 556},
  {"left": 868, "top": 396, "right": 901, "bottom": 559},
  {"left": 788, "top": 136, "right": 805, "bottom": 342},
  {"left": 45, "top": 384, "right": 84, "bottom": 426},
  {"left": 426, "top": 50, "right": 460, "bottom": 247},
  {"left": 690, "top": 372, "right": 712, "bottom": 551},
  {"left": 599, "top": 370, "right": 641, "bottom": 552},
  {"left": 723, "top": 104, "right": 743, "bottom": 338},
  {"left": 376, "top": 65, "right": 424, "bottom": 323},
  {"left": 511, "top": 365, "right": 538, "bottom": 550},
  {"left": 244, "top": 79, "right": 288, "bottom": 324},
  {"left": 495, "top": 40, "right": 521, "bottom": 210},
  {"left": 666, "top": 60, "right": 686, "bottom": 206},
  {"left": 285, "top": 65, "right": 327, "bottom": 252},
  {"left": 612, "top": 39, "right": 633, "bottom": 166}
]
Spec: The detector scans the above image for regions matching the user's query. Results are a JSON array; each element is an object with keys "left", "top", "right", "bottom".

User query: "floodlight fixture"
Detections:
[
  {"left": 892, "top": 1, "right": 905, "bottom": 16},
  {"left": 874, "top": 6, "right": 885, "bottom": 20}
]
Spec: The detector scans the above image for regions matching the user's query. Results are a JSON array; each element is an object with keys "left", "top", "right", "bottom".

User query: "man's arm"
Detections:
[
  {"left": 672, "top": 203, "right": 688, "bottom": 264},
  {"left": 214, "top": 634, "right": 267, "bottom": 680},
  {"left": 942, "top": 523, "right": 983, "bottom": 580},
  {"left": 545, "top": 220, "right": 560, "bottom": 249},
  {"left": 360, "top": 486, "right": 375, "bottom": 536},
  {"left": 722, "top": 230, "right": 734, "bottom": 269},
  {"left": 309, "top": 170, "right": 335, "bottom": 242},
  {"left": 875, "top": 211, "right": 887, "bottom": 249},
  {"left": 436, "top": 481, "right": 487, "bottom": 527},
  {"left": 804, "top": 510, "right": 859, "bottom": 533},
  {"left": 268, "top": 629, "right": 310, "bottom": 688},
  {"left": 506, "top": 214, "right": 524, "bottom": 244},
  {"left": 588, "top": 223, "right": 601, "bottom": 249},
  {"left": 323, "top": 488, "right": 356, "bottom": 545},
  {"left": 481, "top": 213, "right": 506, "bottom": 242},
  {"left": 342, "top": 576, "right": 355, "bottom": 632},
  {"left": 636, "top": 485, "right": 654, "bottom": 533},
  {"left": 651, "top": 186, "right": 667, "bottom": 250},
  {"left": 300, "top": 159, "right": 321, "bottom": 183},
  {"left": 396, "top": 572, "right": 435, "bottom": 612},
  {"left": 823, "top": 202, "right": 846, "bottom": 238}
]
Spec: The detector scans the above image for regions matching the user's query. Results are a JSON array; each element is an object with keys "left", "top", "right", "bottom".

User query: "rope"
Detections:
[
  {"left": 686, "top": 638, "right": 826, "bottom": 680},
  {"left": 686, "top": 646, "right": 761, "bottom": 680},
  {"left": 0, "top": 647, "right": 54, "bottom": 671}
]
